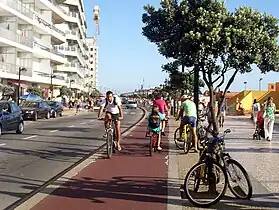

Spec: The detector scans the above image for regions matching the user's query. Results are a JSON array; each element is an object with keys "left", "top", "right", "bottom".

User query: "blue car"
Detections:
[{"left": 0, "top": 101, "right": 24, "bottom": 136}]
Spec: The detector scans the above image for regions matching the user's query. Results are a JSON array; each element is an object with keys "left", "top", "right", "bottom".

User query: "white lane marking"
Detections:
[
  {"left": 130, "top": 112, "right": 136, "bottom": 115},
  {"left": 89, "top": 119, "right": 95, "bottom": 122},
  {"left": 80, "top": 122, "right": 86, "bottom": 125},
  {"left": 23, "top": 135, "right": 38, "bottom": 140},
  {"left": 68, "top": 125, "right": 75, "bottom": 127},
  {"left": 0, "top": 143, "right": 6, "bottom": 146},
  {"left": 50, "top": 130, "right": 58, "bottom": 133}
]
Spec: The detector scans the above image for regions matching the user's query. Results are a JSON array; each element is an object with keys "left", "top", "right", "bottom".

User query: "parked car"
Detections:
[
  {"left": 21, "top": 101, "right": 51, "bottom": 121},
  {"left": 126, "top": 100, "right": 137, "bottom": 109},
  {"left": 46, "top": 101, "right": 63, "bottom": 118},
  {"left": 0, "top": 101, "right": 24, "bottom": 136}
]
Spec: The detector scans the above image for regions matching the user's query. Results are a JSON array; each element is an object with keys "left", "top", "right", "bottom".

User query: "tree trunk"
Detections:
[
  {"left": 194, "top": 65, "right": 199, "bottom": 113},
  {"left": 181, "top": 64, "right": 185, "bottom": 96},
  {"left": 209, "top": 86, "right": 218, "bottom": 133}
]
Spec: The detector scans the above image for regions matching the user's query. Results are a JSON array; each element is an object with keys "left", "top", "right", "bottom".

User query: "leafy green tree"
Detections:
[
  {"left": 59, "top": 85, "right": 72, "bottom": 97},
  {"left": 27, "top": 86, "right": 41, "bottom": 96},
  {"left": 142, "top": 0, "right": 279, "bottom": 131},
  {"left": 90, "top": 88, "right": 102, "bottom": 97}
]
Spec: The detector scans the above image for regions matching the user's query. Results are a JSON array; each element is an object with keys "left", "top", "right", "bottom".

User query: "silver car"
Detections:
[{"left": 126, "top": 100, "right": 137, "bottom": 109}]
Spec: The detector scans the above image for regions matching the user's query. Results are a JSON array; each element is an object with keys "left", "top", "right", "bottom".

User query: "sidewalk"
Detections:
[
  {"left": 168, "top": 116, "right": 279, "bottom": 209},
  {"left": 18, "top": 114, "right": 171, "bottom": 210}
]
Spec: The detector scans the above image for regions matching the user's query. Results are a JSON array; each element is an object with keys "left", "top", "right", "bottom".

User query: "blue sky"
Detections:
[{"left": 84, "top": 0, "right": 279, "bottom": 93}]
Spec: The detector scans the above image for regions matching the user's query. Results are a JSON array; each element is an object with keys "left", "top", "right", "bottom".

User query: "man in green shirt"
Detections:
[{"left": 176, "top": 95, "right": 198, "bottom": 152}]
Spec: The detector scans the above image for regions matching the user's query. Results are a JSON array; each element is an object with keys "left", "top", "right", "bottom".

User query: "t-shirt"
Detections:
[
  {"left": 100, "top": 95, "right": 122, "bottom": 114},
  {"left": 154, "top": 99, "right": 166, "bottom": 114},
  {"left": 265, "top": 103, "right": 276, "bottom": 121},
  {"left": 181, "top": 100, "right": 197, "bottom": 118}
]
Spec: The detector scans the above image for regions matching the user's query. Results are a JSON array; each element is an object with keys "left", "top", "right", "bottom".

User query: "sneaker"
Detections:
[
  {"left": 157, "top": 146, "right": 162, "bottom": 151},
  {"left": 103, "top": 133, "right": 107, "bottom": 139}
]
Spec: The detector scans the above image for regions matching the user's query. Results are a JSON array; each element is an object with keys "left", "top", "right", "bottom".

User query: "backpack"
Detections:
[
  {"left": 253, "top": 103, "right": 259, "bottom": 112},
  {"left": 105, "top": 97, "right": 117, "bottom": 108},
  {"left": 148, "top": 112, "right": 161, "bottom": 129}
]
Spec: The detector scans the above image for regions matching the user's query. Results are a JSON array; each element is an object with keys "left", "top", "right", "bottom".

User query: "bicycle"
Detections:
[
  {"left": 184, "top": 128, "right": 252, "bottom": 207},
  {"left": 99, "top": 118, "right": 116, "bottom": 158},
  {"left": 174, "top": 122, "right": 192, "bottom": 154},
  {"left": 149, "top": 130, "right": 161, "bottom": 156}
]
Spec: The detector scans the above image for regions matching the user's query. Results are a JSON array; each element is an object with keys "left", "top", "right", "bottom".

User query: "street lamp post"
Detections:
[
  {"left": 244, "top": 81, "right": 247, "bottom": 90},
  {"left": 259, "top": 78, "right": 263, "bottom": 91},
  {"left": 18, "top": 67, "right": 27, "bottom": 105}
]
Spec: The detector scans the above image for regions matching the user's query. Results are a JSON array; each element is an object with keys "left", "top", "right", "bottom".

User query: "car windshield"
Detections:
[
  {"left": 47, "top": 101, "right": 57, "bottom": 106},
  {"left": 128, "top": 101, "right": 136, "bottom": 104},
  {"left": 22, "top": 102, "right": 38, "bottom": 108}
]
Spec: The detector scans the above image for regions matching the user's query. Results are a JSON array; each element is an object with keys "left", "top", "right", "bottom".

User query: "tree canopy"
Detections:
[
  {"left": 27, "top": 86, "right": 41, "bottom": 96},
  {"left": 142, "top": 0, "right": 279, "bottom": 131}
]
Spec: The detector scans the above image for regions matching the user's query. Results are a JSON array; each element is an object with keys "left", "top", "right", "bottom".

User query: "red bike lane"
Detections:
[{"left": 31, "top": 120, "right": 169, "bottom": 210}]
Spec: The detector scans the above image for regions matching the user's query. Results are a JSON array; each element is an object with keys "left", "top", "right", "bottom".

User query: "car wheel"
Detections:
[
  {"left": 16, "top": 122, "right": 24, "bottom": 134},
  {"left": 53, "top": 111, "right": 57, "bottom": 118},
  {"left": 34, "top": 112, "right": 38, "bottom": 121},
  {"left": 60, "top": 111, "right": 63, "bottom": 117},
  {"left": 46, "top": 112, "right": 50, "bottom": 119},
  {"left": 0, "top": 125, "right": 2, "bottom": 136}
]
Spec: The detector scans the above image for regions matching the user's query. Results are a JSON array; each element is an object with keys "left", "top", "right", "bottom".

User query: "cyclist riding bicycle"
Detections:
[
  {"left": 176, "top": 95, "right": 199, "bottom": 152},
  {"left": 153, "top": 94, "right": 168, "bottom": 136},
  {"left": 97, "top": 91, "right": 123, "bottom": 151},
  {"left": 147, "top": 104, "right": 164, "bottom": 151}
]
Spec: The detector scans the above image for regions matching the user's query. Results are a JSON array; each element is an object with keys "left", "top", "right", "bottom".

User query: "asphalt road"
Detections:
[{"left": 0, "top": 108, "right": 144, "bottom": 209}]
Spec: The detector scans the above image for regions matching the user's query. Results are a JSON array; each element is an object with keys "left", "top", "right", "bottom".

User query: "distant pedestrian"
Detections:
[{"left": 263, "top": 96, "right": 276, "bottom": 141}]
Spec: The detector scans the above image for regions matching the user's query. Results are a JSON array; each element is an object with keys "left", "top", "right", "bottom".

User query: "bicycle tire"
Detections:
[
  {"left": 226, "top": 159, "right": 253, "bottom": 200},
  {"left": 149, "top": 135, "right": 153, "bottom": 156},
  {"left": 183, "top": 128, "right": 191, "bottom": 154},
  {"left": 106, "top": 130, "right": 113, "bottom": 159},
  {"left": 174, "top": 127, "right": 184, "bottom": 149},
  {"left": 184, "top": 161, "right": 228, "bottom": 207}
]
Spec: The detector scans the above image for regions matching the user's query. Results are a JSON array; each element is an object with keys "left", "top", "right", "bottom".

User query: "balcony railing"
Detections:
[
  {"left": 34, "top": 70, "right": 66, "bottom": 81},
  {"left": 47, "top": 0, "right": 67, "bottom": 14},
  {"left": 33, "top": 15, "right": 65, "bottom": 36},
  {"left": 0, "top": 61, "right": 32, "bottom": 77},
  {"left": 0, "top": 26, "right": 33, "bottom": 48},
  {"left": 33, "top": 41, "right": 65, "bottom": 58},
  {"left": 2, "top": 0, "right": 33, "bottom": 19}
]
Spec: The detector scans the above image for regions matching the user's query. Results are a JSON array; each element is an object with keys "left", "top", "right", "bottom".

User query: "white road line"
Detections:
[
  {"left": 0, "top": 143, "right": 6, "bottom": 146},
  {"left": 23, "top": 135, "right": 38, "bottom": 140},
  {"left": 89, "top": 119, "right": 95, "bottom": 122},
  {"left": 68, "top": 125, "right": 75, "bottom": 127},
  {"left": 80, "top": 122, "right": 86, "bottom": 124},
  {"left": 50, "top": 130, "right": 58, "bottom": 133}
]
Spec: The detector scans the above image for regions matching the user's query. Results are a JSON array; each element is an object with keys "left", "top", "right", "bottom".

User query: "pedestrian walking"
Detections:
[{"left": 263, "top": 96, "right": 276, "bottom": 141}]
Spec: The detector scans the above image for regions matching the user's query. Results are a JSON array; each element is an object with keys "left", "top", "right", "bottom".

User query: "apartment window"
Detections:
[
  {"left": 90, "top": 68, "right": 93, "bottom": 71},
  {"left": 90, "top": 48, "right": 94, "bottom": 51},
  {"left": 271, "top": 85, "right": 274, "bottom": 89},
  {"left": 90, "top": 55, "right": 93, "bottom": 58}
]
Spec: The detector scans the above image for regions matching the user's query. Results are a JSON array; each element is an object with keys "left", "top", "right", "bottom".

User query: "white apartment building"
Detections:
[
  {"left": 86, "top": 37, "right": 98, "bottom": 89},
  {"left": 0, "top": 0, "right": 97, "bottom": 99}
]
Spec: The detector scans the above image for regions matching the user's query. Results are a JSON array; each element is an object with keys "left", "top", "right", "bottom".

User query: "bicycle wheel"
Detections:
[
  {"left": 174, "top": 127, "right": 184, "bottom": 149},
  {"left": 183, "top": 128, "right": 192, "bottom": 154},
  {"left": 106, "top": 130, "right": 113, "bottom": 159},
  {"left": 184, "top": 161, "right": 228, "bottom": 207},
  {"left": 226, "top": 158, "right": 253, "bottom": 199}
]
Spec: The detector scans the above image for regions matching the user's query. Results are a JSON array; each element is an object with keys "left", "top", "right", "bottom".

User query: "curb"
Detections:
[{"left": 9, "top": 107, "right": 146, "bottom": 210}]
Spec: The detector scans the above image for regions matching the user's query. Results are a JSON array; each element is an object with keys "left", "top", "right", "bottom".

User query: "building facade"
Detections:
[{"left": 0, "top": 0, "right": 98, "bottom": 99}]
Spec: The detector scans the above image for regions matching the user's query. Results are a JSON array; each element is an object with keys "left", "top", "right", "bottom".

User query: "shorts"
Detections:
[
  {"left": 161, "top": 113, "right": 166, "bottom": 120},
  {"left": 182, "top": 116, "right": 197, "bottom": 128},
  {"left": 106, "top": 111, "right": 119, "bottom": 121}
]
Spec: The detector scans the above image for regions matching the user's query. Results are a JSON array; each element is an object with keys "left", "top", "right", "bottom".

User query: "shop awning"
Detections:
[{"left": 8, "top": 80, "right": 28, "bottom": 88}]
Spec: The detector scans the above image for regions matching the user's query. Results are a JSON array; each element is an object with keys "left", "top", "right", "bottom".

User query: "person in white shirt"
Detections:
[
  {"left": 98, "top": 91, "right": 123, "bottom": 151},
  {"left": 252, "top": 99, "right": 261, "bottom": 127}
]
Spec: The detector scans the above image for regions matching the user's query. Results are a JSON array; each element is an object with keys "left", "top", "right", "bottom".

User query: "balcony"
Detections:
[
  {"left": 65, "top": 30, "right": 85, "bottom": 54},
  {"left": 67, "top": 12, "right": 85, "bottom": 40},
  {"left": 33, "top": 14, "right": 66, "bottom": 44},
  {"left": 37, "top": 0, "right": 67, "bottom": 24},
  {"left": 33, "top": 70, "right": 68, "bottom": 86},
  {"left": 0, "top": 61, "right": 32, "bottom": 80},
  {"left": 0, "top": 0, "right": 33, "bottom": 19},
  {"left": 33, "top": 40, "right": 66, "bottom": 64},
  {"left": 53, "top": 62, "right": 85, "bottom": 78},
  {"left": 0, "top": 26, "right": 33, "bottom": 51},
  {"left": 54, "top": 45, "right": 85, "bottom": 66}
]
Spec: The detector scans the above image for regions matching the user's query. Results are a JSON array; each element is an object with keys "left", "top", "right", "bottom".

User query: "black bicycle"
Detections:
[
  {"left": 184, "top": 128, "right": 252, "bottom": 207},
  {"left": 99, "top": 118, "right": 116, "bottom": 158}
]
